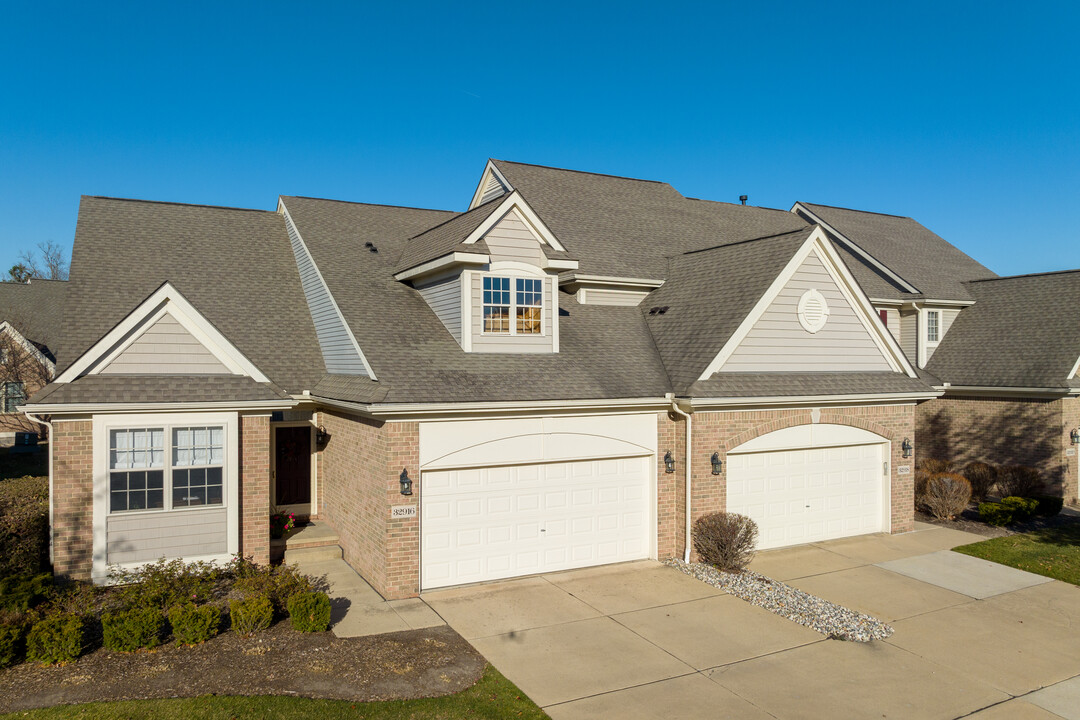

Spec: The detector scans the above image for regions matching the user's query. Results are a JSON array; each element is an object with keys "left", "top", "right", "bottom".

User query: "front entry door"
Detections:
[{"left": 274, "top": 426, "right": 311, "bottom": 507}]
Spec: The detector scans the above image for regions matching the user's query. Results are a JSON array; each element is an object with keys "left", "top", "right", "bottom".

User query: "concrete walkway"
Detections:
[{"left": 422, "top": 524, "right": 1080, "bottom": 719}]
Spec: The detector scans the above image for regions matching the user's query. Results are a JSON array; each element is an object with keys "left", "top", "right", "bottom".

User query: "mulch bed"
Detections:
[
  {"left": 0, "top": 623, "right": 485, "bottom": 713},
  {"left": 917, "top": 505, "right": 1080, "bottom": 539}
]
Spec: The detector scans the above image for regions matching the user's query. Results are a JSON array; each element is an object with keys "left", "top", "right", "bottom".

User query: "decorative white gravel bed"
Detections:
[{"left": 665, "top": 558, "right": 893, "bottom": 642}]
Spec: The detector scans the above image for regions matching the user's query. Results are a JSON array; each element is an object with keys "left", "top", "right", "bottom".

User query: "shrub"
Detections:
[
  {"left": 168, "top": 603, "right": 221, "bottom": 645},
  {"left": 287, "top": 591, "right": 331, "bottom": 633},
  {"left": 111, "top": 558, "right": 222, "bottom": 611},
  {"left": 979, "top": 502, "right": 1013, "bottom": 526},
  {"left": 0, "top": 613, "right": 28, "bottom": 668},
  {"left": 917, "top": 458, "right": 953, "bottom": 475},
  {"left": 1000, "top": 496, "right": 1039, "bottom": 523},
  {"left": 921, "top": 473, "right": 972, "bottom": 520},
  {"left": 230, "top": 595, "right": 273, "bottom": 636},
  {"left": 996, "top": 466, "right": 1044, "bottom": 499},
  {"left": 1032, "top": 495, "right": 1064, "bottom": 517},
  {"left": 234, "top": 564, "right": 314, "bottom": 616},
  {"left": 26, "top": 614, "right": 85, "bottom": 665},
  {"left": 0, "top": 573, "right": 52, "bottom": 612},
  {"left": 102, "top": 606, "right": 166, "bottom": 652},
  {"left": 0, "top": 475, "right": 49, "bottom": 577},
  {"left": 692, "top": 512, "right": 758, "bottom": 571},
  {"left": 962, "top": 462, "right": 999, "bottom": 503}
]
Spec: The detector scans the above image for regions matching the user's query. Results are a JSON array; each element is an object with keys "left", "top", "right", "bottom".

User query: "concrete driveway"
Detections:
[{"left": 422, "top": 524, "right": 1080, "bottom": 720}]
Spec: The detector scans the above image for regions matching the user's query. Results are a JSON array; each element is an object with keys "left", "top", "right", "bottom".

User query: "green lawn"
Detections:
[
  {"left": 0, "top": 664, "right": 548, "bottom": 719},
  {"left": 953, "top": 522, "right": 1080, "bottom": 585}
]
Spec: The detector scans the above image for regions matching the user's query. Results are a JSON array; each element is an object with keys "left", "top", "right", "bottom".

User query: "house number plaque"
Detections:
[
  {"left": 897, "top": 466, "right": 910, "bottom": 475},
  {"left": 391, "top": 505, "right": 417, "bottom": 519}
]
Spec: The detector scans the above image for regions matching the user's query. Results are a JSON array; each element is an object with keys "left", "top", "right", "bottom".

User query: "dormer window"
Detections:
[
  {"left": 926, "top": 310, "right": 940, "bottom": 343},
  {"left": 483, "top": 276, "right": 543, "bottom": 335}
]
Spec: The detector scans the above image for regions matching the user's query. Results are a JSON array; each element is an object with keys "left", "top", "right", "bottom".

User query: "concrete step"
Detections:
[{"left": 285, "top": 544, "right": 343, "bottom": 563}]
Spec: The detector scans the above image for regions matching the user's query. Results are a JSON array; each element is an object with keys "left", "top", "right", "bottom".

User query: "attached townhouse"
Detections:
[{"left": 21, "top": 160, "right": 1079, "bottom": 599}]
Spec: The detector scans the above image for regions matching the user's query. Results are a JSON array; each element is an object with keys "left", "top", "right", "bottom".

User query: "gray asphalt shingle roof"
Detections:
[
  {"left": 32, "top": 375, "right": 289, "bottom": 405},
  {"left": 797, "top": 203, "right": 997, "bottom": 301},
  {"left": 0, "top": 279, "right": 67, "bottom": 359},
  {"left": 56, "top": 197, "right": 325, "bottom": 394},
  {"left": 394, "top": 198, "right": 498, "bottom": 274},
  {"left": 926, "top": 270, "right": 1080, "bottom": 389}
]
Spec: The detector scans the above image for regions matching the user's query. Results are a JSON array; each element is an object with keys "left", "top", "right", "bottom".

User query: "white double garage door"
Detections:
[{"left": 419, "top": 417, "right": 890, "bottom": 590}]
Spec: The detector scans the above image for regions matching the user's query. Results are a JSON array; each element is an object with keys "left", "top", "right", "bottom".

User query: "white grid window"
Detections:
[
  {"left": 2, "top": 382, "right": 25, "bottom": 413},
  {"left": 927, "top": 311, "right": 940, "bottom": 343},
  {"left": 109, "top": 425, "right": 225, "bottom": 513},
  {"left": 482, "top": 275, "right": 544, "bottom": 336}
]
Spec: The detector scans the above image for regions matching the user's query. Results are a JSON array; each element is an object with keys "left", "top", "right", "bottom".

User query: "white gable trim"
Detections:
[
  {"left": 696, "top": 227, "right": 918, "bottom": 381},
  {"left": 468, "top": 161, "right": 514, "bottom": 210},
  {"left": 791, "top": 203, "right": 921, "bottom": 294},
  {"left": 394, "top": 252, "right": 490, "bottom": 282},
  {"left": 55, "top": 283, "right": 270, "bottom": 384},
  {"left": 279, "top": 200, "right": 378, "bottom": 380},
  {"left": 0, "top": 321, "right": 55, "bottom": 376},
  {"left": 1067, "top": 354, "right": 1080, "bottom": 380},
  {"left": 463, "top": 191, "right": 567, "bottom": 253}
]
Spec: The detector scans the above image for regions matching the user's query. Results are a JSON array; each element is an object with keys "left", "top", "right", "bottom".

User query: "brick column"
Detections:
[
  {"left": 239, "top": 414, "right": 270, "bottom": 565},
  {"left": 52, "top": 420, "right": 93, "bottom": 580}
]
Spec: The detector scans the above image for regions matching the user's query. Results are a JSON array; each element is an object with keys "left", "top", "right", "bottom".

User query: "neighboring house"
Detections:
[
  {"left": 0, "top": 279, "right": 66, "bottom": 444},
  {"left": 22, "top": 159, "right": 1074, "bottom": 600}
]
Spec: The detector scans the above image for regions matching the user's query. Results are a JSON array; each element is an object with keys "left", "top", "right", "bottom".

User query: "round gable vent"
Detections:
[{"left": 797, "top": 288, "right": 830, "bottom": 333}]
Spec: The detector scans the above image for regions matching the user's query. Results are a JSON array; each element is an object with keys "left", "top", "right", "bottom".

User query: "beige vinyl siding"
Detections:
[
  {"left": 99, "top": 314, "right": 230, "bottom": 375},
  {"left": 578, "top": 288, "right": 648, "bottom": 306},
  {"left": 283, "top": 208, "right": 369, "bottom": 375},
  {"left": 107, "top": 507, "right": 227, "bottom": 564},
  {"left": 470, "top": 274, "right": 554, "bottom": 353},
  {"left": 483, "top": 210, "right": 544, "bottom": 265},
  {"left": 479, "top": 173, "right": 508, "bottom": 205},
  {"left": 417, "top": 273, "right": 463, "bottom": 344},
  {"left": 900, "top": 308, "right": 918, "bottom": 362},
  {"left": 721, "top": 251, "right": 892, "bottom": 372}
]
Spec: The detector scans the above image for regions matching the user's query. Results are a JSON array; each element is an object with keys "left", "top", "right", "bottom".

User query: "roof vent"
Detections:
[
  {"left": 648, "top": 306, "right": 670, "bottom": 316},
  {"left": 364, "top": 241, "right": 378, "bottom": 253},
  {"left": 739, "top": 195, "right": 748, "bottom": 206}
]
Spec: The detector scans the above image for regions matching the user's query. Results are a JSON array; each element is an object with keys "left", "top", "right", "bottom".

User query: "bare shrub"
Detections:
[
  {"left": 962, "top": 462, "right": 999, "bottom": 503},
  {"left": 996, "top": 466, "right": 1043, "bottom": 498},
  {"left": 921, "top": 473, "right": 972, "bottom": 520},
  {"left": 916, "top": 458, "right": 953, "bottom": 475},
  {"left": 692, "top": 512, "right": 758, "bottom": 571}
]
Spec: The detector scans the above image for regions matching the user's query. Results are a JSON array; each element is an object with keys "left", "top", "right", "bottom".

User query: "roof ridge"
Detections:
[
  {"left": 82, "top": 195, "right": 274, "bottom": 214},
  {"left": 282, "top": 195, "right": 453, "bottom": 213},
  {"left": 685, "top": 196, "right": 803, "bottom": 215},
  {"left": 679, "top": 226, "right": 813, "bottom": 257},
  {"left": 492, "top": 159, "right": 672, "bottom": 186},
  {"left": 799, "top": 201, "right": 910, "bottom": 220},
  {"left": 967, "top": 268, "right": 1080, "bottom": 283}
]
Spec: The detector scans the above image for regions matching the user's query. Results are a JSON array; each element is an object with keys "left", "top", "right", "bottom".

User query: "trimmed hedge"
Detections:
[
  {"left": 1001, "top": 496, "right": 1039, "bottom": 523},
  {"left": 26, "top": 614, "right": 85, "bottom": 665},
  {"left": 0, "top": 616, "right": 28, "bottom": 668},
  {"left": 287, "top": 591, "right": 331, "bottom": 633},
  {"left": 978, "top": 502, "right": 1013, "bottom": 526},
  {"left": 1033, "top": 495, "right": 1064, "bottom": 517},
  {"left": 230, "top": 595, "right": 273, "bottom": 636},
  {"left": 102, "top": 606, "right": 166, "bottom": 652},
  {"left": 168, "top": 603, "right": 221, "bottom": 646}
]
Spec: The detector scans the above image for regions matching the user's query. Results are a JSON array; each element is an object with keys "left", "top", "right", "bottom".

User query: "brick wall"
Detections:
[
  {"left": 51, "top": 419, "right": 93, "bottom": 580},
  {"left": 239, "top": 414, "right": 270, "bottom": 565},
  {"left": 916, "top": 396, "right": 1077, "bottom": 503},
  {"left": 659, "top": 404, "right": 916, "bottom": 561}
]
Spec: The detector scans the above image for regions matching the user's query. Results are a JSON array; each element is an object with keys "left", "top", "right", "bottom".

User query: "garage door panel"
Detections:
[
  {"left": 728, "top": 442, "right": 885, "bottom": 550},
  {"left": 422, "top": 456, "right": 651, "bottom": 589}
]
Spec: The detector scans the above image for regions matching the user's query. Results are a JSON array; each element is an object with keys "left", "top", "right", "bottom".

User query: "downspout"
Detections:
[
  {"left": 24, "top": 412, "right": 54, "bottom": 565},
  {"left": 666, "top": 393, "right": 693, "bottom": 562}
]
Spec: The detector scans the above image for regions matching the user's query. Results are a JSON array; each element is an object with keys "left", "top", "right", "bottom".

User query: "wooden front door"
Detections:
[{"left": 274, "top": 426, "right": 311, "bottom": 507}]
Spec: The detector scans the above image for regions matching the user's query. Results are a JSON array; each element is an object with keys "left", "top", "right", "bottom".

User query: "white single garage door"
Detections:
[
  {"left": 422, "top": 456, "right": 651, "bottom": 590},
  {"left": 727, "top": 430, "right": 887, "bottom": 550}
]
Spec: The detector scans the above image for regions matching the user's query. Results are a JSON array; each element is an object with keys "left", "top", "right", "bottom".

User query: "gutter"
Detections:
[
  {"left": 24, "top": 412, "right": 53, "bottom": 565},
  {"left": 689, "top": 390, "right": 941, "bottom": 410},
  {"left": 20, "top": 399, "right": 297, "bottom": 414},
  {"left": 934, "top": 385, "right": 1079, "bottom": 399},
  {"left": 311, "top": 395, "right": 673, "bottom": 419},
  {"left": 666, "top": 393, "right": 693, "bottom": 563}
]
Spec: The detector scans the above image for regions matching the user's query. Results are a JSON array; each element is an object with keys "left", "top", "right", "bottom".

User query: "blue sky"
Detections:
[{"left": 1, "top": 1, "right": 1077, "bottom": 277}]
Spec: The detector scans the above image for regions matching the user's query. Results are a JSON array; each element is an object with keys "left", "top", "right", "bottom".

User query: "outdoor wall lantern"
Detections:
[
  {"left": 1071, "top": 428, "right": 1080, "bottom": 445},
  {"left": 664, "top": 451, "right": 676, "bottom": 473},
  {"left": 711, "top": 452, "right": 723, "bottom": 475},
  {"left": 399, "top": 468, "right": 413, "bottom": 496},
  {"left": 315, "top": 425, "right": 331, "bottom": 446},
  {"left": 901, "top": 437, "right": 913, "bottom": 458}
]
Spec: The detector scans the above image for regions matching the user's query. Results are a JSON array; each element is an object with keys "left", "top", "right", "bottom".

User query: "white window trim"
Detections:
[
  {"left": 92, "top": 411, "right": 240, "bottom": 582},
  {"left": 479, "top": 273, "right": 546, "bottom": 337},
  {"left": 2, "top": 381, "right": 26, "bottom": 414}
]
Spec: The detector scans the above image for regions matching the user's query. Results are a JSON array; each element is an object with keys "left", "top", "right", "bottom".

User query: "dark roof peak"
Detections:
[
  {"left": 798, "top": 201, "right": 910, "bottom": 220},
  {"left": 492, "top": 159, "right": 672, "bottom": 187},
  {"left": 81, "top": 195, "right": 274, "bottom": 215},
  {"left": 685, "top": 197, "right": 794, "bottom": 215},
  {"left": 281, "top": 195, "right": 451, "bottom": 214},
  {"left": 967, "top": 268, "right": 1080, "bottom": 284}
]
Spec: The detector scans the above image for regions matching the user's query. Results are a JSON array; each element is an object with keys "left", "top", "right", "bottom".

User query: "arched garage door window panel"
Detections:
[
  {"left": 422, "top": 432, "right": 654, "bottom": 471},
  {"left": 728, "top": 423, "right": 888, "bottom": 455}
]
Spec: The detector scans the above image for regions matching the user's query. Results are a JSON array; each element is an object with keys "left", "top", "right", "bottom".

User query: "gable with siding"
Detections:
[
  {"left": 719, "top": 250, "right": 893, "bottom": 373},
  {"left": 483, "top": 209, "right": 545, "bottom": 265},
  {"left": 99, "top": 313, "right": 230, "bottom": 375}
]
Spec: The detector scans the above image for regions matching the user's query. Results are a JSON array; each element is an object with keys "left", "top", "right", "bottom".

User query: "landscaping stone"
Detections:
[{"left": 664, "top": 558, "right": 893, "bottom": 642}]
